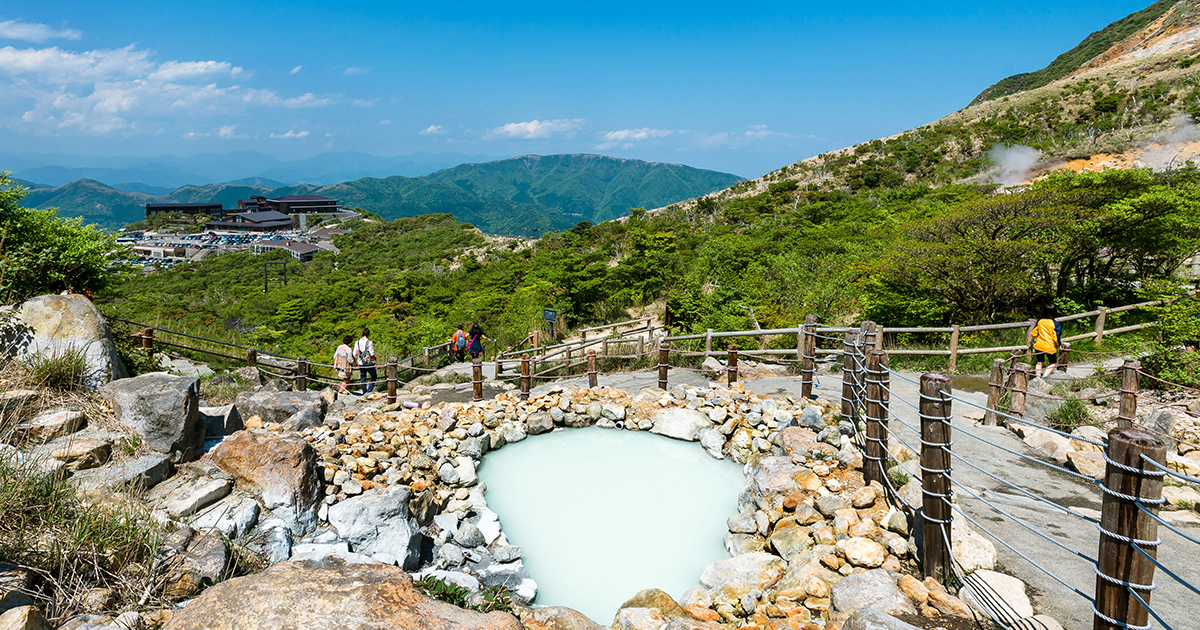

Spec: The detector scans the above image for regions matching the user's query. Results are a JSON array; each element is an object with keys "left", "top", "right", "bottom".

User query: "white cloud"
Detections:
[
  {"left": 149, "top": 60, "right": 241, "bottom": 81},
  {"left": 243, "top": 89, "right": 335, "bottom": 108},
  {"left": 0, "top": 41, "right": 335, "bottom": 135},
  {"left": 269, "top": 129, "right": 309, "bottom": 139},
  {"left": 744, "top": 124, "right": 793, "bottom": 139},
  {"left": 485, "top": 118, "right": 583, "bottom": 140},
  {"left": 0, "top": 20, "right": 81, "bottom": 43},
  {"left": 599, "top": 127, "right": 673, "bottom": 142},
  {"left": 289, "top": 65, "right": 302, "bottom": 74},
  {"left": 218, "top": 125, "right": 237, "bottom": 138},
  {"left": 351, "top": 98, "right": 377, "bottom": 107},
  {"left": 419, "top": 124, "right": 444, "bottom": 135},
  {"left": 344, "top": 66, "right": 370, "bottom": 75},
  {"left": 379, "top": 119, "right": 391, "bottom": 125}
]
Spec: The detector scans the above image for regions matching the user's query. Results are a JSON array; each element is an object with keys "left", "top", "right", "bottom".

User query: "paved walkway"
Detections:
[{"left": 525, "top": 361, "right": 1197, "bottom": 630}]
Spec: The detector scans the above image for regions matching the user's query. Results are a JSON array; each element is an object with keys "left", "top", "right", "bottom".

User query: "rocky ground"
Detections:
[{"left": 0, "top": 294, "right": 1130, "bottom": 630}]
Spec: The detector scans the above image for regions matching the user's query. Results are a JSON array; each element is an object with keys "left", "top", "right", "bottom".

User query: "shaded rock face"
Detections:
[
  {"left": 0, "top": 294, "right": 127, "bottom": 391},
  {"left": 210, "top": 430, "right": 322, "bottom": 535},
  {"left": 71, "top": 453, "right": 172, "bottom": 491},
  {"left": 234, "top": 390, "right": 326, "bottom": 426},
  {"left": 162, "top": 561, "right": 523, "bottom": 630},
  {"left": 99, "top": 374, "right": 203, "bottom": 459}
]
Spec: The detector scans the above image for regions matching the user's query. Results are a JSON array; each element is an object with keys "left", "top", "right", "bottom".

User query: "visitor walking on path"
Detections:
[
  {"left": 450, "top": 325, "right": 468, "bottom": 363},
  {"left": 1031, "top": 305, "right": 1062, "bottom": 379},
  {"left": 354, "top": 327, "right": 377, "bottom": 394},
  {"left": 468, "top": 323, "right": 490, "bottom": 360},
  {"left": 334, "top": 335, "right": 355, "bottom": 395}
]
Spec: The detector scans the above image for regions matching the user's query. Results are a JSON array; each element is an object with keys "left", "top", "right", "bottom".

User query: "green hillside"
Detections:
[
  {"left": 11, "top": 155, "right": 742, "bottom": 235},
  {"left": 970, "top": 0, "right": 1177, "bottom": 105}
]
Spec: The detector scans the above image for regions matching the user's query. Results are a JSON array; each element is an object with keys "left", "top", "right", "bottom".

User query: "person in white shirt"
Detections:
[{"left": 354, "top": 327, "right": 377, "bottom": 394}]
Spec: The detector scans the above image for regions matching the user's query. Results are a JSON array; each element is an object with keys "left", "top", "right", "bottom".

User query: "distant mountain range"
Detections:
[
  {"left": 15, "top": 154, "right": 743, "bottom": 236},
  {"left": 0, "top": 150, "right": 501, "bottom": 189}
]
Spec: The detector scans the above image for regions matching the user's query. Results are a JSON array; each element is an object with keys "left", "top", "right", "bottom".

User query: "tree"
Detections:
[{"left": 0, "top": 173, "right": 127, "bottom": 304}]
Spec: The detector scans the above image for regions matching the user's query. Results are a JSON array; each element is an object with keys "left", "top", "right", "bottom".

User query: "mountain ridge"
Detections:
[{"left": 17, "top": 154, "right": 742, "bottom": 235}]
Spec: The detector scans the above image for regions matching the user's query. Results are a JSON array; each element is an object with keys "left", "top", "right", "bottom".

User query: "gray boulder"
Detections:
[
  {"left": 1, "top": 294, "right": 127, "bottom": 390},
  {"left": 71, "top": 454, "right": 172, "bottom": 491},
  {"left": 14, "top": 407, "right": 85, "bottom": 444},
  {"left": 282, "top": 407, "right": 322, "bottom": 432},
  {"left": 234, "top": 390, "right": 326, "bottom": 425},
  {"left": 526, "top": 412, "right": 554, "bottom": 435},
  {"left": 200, "top": 405, "right": 243, "bottom": 438},
  {"left": 831, "top": 568, "right": 917, "bottom": 616},
  {"left": 327, "top": 485, "right": 422, "bottom": 569},
  {"left": 99, "top": 373, "right": 203, "bottom": 459},
  {"left": 842, "top": 607, "right": 922, "bottom": 630}
]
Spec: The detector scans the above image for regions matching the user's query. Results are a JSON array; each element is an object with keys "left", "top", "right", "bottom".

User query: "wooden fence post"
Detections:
[
  {"left": 520, "top": 354, "right": 530, "bottom": 401},
  {"left": 587, "top": 350, "right": 598, "bottom": 389},
  {"left": 142, "top": 328, "right": 154, "bottom": 353},
  {"left": 1118, "top": 360, "right": 1140, "bottom": 429},
  {"left": 1024, "top": 319, "right": 1036, "bottom": 363},
  {"left": 296, "top": 356, "right": 308, "bottom": 392},
  {"left": 984, "top": 358, "right": 1004, "bottom": 426},
  {"left": 1093, "top": 428, "right": 1166, "bottom": 630},
  {"left": 495, "top": 354, "right": 504, "bottom": 380},
  {"left": 841, "top": 331, "right": 861, "bottom": 428},
  {"left": 422, "top": 347, "right": 430, "bottom": 369},
  {"left": 1095, "top": 306, "right": 1108, "bottom": 348},
  {"left": 602, "top": 338, "right": 609, "bottom": 358},
  {"left": 565, "top": 347, "right": 572, "bottom": 376},
  {"left": 864, "top": 349, "right": 890, "bottom": 488},
  {"left": 919, "top": 372, "right": 953, "bottom": 584},
  {"left": 727, "top": 344, "right": 739, "bottom": 386},
  {"left": 801, "top": 315, "right": 817, "bottom": 400},
  {"left": 705, "top": 329, "right": 713, "bottom": 356},
  {"left": 1057, "top": 342, "right": 1070, "bottom": 372},
  {"left": 246, "top": 347, "right": 257, "bottom": 368},
  {"left": 658, "top": 343, "right": 670, "bottom": 390},
  {"left": 472, "top": 358, "right": 483, "bottom": 402},
  {"left": 948, "top": 324, "right": 961, "bottom": 372},
  {"left": 860, "top": 321, "right": 877, "bottom": 350},
  {"left": 387, "top": 357, "right": 397, "bottom": 405},
  {"left": 638, "top": 335, "right": 645, "bottom": 357},
  {"left": 1011, "top": 363, "right": 1029, "bottom": 418}
]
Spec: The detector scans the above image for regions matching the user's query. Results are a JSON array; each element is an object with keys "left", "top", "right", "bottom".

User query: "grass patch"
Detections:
[
  {"left": 414, "top": 574, "right": 513, "bottom": 614},
  {"left": 1047, "top": 398, "right": 1093, "bottom": 432},
  {"left": 0, "top": 451, "right": 165, "bottom": 623},
  {"left": 18, "top": 345, "right": 89, "bottom": 391},
  {"left": 199, "top": 374, "right": 257, "bottom": 406}
]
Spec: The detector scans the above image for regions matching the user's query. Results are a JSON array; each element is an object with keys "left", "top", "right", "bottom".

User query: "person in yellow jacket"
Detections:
[{"left": 1031, "top": 306, "right": 1062, "bottom": 379}]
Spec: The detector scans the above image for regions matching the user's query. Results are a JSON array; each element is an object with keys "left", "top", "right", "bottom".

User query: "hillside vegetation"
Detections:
[
  {"left": 15, "top": 155, "right": 741, "bottom": 235},
  {"left": 970, "top": 0, "right": 1178, "bottom": 104}
]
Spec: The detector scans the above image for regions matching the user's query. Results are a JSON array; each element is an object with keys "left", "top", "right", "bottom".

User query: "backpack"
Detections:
[{"left": 455, "top": 332, "right": 467, "bottom": 350}]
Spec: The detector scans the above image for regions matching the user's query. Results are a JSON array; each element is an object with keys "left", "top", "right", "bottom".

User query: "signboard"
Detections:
[{"left": 543, "top": 308, "right": 558, "bottom": 323}]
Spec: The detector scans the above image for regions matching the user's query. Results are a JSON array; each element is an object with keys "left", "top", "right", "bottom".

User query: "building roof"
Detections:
[
  {"left": 145, "top": 202, "right": 223, "bottom": 208},
  {"left": 237, "top": 210, "right": 292, "bottom": 223},
  {"left": 255, "top": 240, "right": 321, "bottom": 255},
  {"left": 269, "top": 195, "right": 336, "bottom": 202}
]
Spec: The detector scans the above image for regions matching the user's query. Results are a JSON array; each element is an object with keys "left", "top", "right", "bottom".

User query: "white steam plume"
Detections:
[
  {"left": 1140, "top": 114, "right": 1200, "bottom": 170},
  {"left": 988, "top": 145, "right": 1042, "bottom": 188}
]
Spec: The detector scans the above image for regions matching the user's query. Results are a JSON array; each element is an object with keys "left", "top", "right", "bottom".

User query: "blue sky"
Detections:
[{"left": 0, "top": 1, "right": 1157, "bottom": 178}]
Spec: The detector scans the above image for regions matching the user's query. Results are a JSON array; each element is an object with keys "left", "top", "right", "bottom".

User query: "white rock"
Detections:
[
  {"left": 162, "top": 478, "right": 233, "bottom": 520},
  {"left": 951, "top": 512, "right": 997, "bottom": 572},
  {"left": 962, "top": 569, "right": 1034, "bottom": 620},
  {"left": 650, "top": 408, "right": 711, "bottom": 441}
]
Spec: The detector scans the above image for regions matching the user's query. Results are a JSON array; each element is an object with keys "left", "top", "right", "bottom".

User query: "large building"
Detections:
[
  {"left": 144, "top": 202, "right": 224, "bottom": 218},
  {"left": 238, "top": 195, "right": 339, "bottom": 214},
  {"left": 203, "top": 210, "right": 294, "bottom": 232}
]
